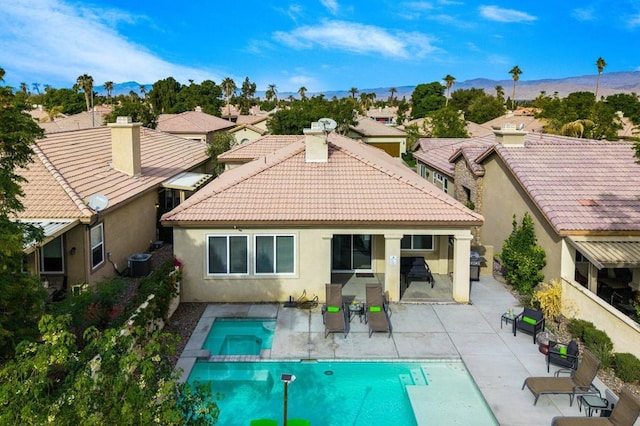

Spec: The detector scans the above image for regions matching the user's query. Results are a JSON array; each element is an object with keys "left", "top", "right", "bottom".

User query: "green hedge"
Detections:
[{"left": 613, "top": 353, "right": 640, "bottom": 383}]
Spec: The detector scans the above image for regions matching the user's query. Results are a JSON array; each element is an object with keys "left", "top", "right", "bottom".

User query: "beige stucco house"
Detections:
[
  {"left": 416, "top": 126, "right": 640, "bottom": 357},
  {"left": 16, "top": 117, "right": 213, "bottom": 292},
  {"left": 347, "top": 116, "right": 407, "bottom": 158},
  {"left": 162, "top": 124, "right": 483, "bottom": 305},
  {"left": 156, "top": 108, "right": 236, "bottom": 144}
]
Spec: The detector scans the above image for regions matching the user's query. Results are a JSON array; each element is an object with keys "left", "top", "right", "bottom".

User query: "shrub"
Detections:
[
  {"left": 583, "top": 327, "right": 614, "bottom": 368},
  {"left": 133, "top": 260, "right": 180, "bottom": 325},
  {"left": 613, "top": 353, "right": 640, "bottom": 383},
  {"left": 498, "top": 213, "right": 546, "bottom": 295},
  {"left": 567, "top": 318, "right": 595, "bottom": 340},
  {"left": 532, "top": 280, "right": 562, "bottom": 321}
]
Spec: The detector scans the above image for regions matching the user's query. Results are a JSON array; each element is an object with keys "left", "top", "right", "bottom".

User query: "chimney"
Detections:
[
  {"left": 108, "top": 116, "right": 142, "bottom": 176},
  {"left": 493, "top": 123, "right": 526, "bottom": 147},
  {"left": 303, "top": 121, "right": 329, "bottom": 163}
]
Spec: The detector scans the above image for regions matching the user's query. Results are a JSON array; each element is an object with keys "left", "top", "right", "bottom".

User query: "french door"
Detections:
[{"left": 331, "top": 234, "right": 372, "bottom": 272}]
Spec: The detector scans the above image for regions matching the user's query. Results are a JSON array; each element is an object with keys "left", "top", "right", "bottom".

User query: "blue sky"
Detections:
[{"left": 2, "top": 0, "right": 639, "bottom": 93}]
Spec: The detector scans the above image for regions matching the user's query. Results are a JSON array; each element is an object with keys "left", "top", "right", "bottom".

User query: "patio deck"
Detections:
[{"left": 177, "top": 275, "right": 623, "bottom": 426}]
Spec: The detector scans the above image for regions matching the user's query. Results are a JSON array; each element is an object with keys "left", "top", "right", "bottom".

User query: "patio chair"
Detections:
[
  {"left": 547, "top": 340, "right": 579, "bottom": 372},
  {"left": 323, "top": 284, "right": 349, "bottom": 338},
  {"left": 514, "top": 307, "right": 545, "bottom": 344},
  {"left": 551, "top": 386, "right": 640, "bottom": 426},
  {"left": 522, "top": 349, "right": 601, "bottom": 406},
  {"left": 365, "top": 283, "right": 392, "bottom": 338}
]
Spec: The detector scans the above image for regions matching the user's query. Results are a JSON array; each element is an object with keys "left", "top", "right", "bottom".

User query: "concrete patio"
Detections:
[{"left": 177, "top": 275, "right": 623, "bottom": 426}]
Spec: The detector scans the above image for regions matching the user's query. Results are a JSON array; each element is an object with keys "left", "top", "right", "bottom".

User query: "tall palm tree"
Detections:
[
  {"left": 443, "top": 74, "right": 456, "bottom": 106},
  {"left": 349, "top": 87, "right": 358, "bottom": 99},
  {"left": 388, "top": 87, "right": 397, "bottom": 105},
  {"left": 104, "top": 81, "right": 114, "bottom": 102},
  {"left": 32, "top": 83, "right": 41, "bottom": 95},
  {"left": 298, "top": 86, "right": 307, "bottom": 100},
  {"left": 508, "top": 65, "right": 522, "bottom": 110},
  {"left": 76, "top": 74, "right": 94, "bottom": 111},
  {"left": 595, "top": 57, "right": 607, "bottom": 100},
  {"left": 265, "top": 84, "right": 277, "bottom": 102},
  {"left": 139, "top": 84, "right": 147, "bottom": 98},
  {"left": 0, "top": 67, "right": 4, "bottom": 82},
  {"left": 20, "top": 82, "right": 27, "bottom": 94}
]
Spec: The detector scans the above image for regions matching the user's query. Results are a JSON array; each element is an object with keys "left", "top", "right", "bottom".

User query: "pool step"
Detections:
[
  {"left": 208, "top": 369, "right": 271, "bottom": 382},
  {"left": 411, "top": 368, "right": 427, "bottom": 386},
  {"left": 399, "top": 374, "right": 413, "bottom": 386}
]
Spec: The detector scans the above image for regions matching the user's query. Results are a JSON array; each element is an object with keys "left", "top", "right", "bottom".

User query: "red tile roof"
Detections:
[
  {"left": 414, "top": 138, "right": 492, "bottom": 177},
  {"left": 157, "top": 111, "right": 235, "bottom": 133},
  {"left": 217, "top": 135, "right": 303, "bottom": 163},
  {"left": 162, "top": 133, "right": 483, "bottom": 226},
  {"left": 16, "top": 127, "right": 210, "bottom": 221}
]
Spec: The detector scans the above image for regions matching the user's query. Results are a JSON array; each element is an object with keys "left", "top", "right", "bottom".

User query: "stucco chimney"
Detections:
[
  {"left": 108, "top": 116, "right": 142, "bottom": 176},
  {"left": 493, "top": 123, "right": 526, "bottom": 147},
  {"left": 303, "top": 121, "right": 328, "bottom": 163}
]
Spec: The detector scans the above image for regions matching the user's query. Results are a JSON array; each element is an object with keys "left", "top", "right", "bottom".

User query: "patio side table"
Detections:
[
  {"left": 501, "top": 312, "right": 517, "bottom": 329},
  {"left": 348, "top": 302, "right": 365, "bottom": 323},
  {"left": 578, "top": 394, "right": 609, "bottom": 417}
]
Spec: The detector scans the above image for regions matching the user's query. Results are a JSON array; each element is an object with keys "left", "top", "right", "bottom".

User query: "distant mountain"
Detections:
[{"left": 99, "top": 71, "right": 640, "bottom": 101}]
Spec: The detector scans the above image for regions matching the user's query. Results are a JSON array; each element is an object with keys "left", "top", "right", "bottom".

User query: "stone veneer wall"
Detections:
[{"left": 453, "top": 159, "right": 484, "bottom": 246}]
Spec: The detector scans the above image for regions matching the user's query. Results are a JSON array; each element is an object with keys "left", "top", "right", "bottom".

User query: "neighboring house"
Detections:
[
  {"left": 366, "top": 106, "right": 398, "bottom": 125},
  {"left": 228, "top": 123, "right": 268, "bottom": 145},
  {"left": 347, "top": 116, "right": 408, "bottom": 158},
  {"left": 480, "top": 110, "right": 545, "bottom": 133},
  {"left": 16, "top": 117, "right": 213, "bottom": 291},
  {"left": 156, "top": 108, "right": 235, "bottom": 144},
  {"left": 36, "top": 105, "right": 113, "bottom": 133},
  {"left": 162, "top": 124, "right": 483, "bottom": 304},
  {"left": 418, "top": 125, "right": 640, "bottom": 357},
  {"left": 217, "top": 135, "right": 303, "bottom": 170}
]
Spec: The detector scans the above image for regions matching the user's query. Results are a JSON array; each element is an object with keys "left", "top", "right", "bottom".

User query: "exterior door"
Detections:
[{"left": 332, "top": 234, "right": 372, "bottom": 272}]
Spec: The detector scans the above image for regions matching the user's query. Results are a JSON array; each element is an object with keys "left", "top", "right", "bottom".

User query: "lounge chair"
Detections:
[
  {"left": 365, "top": 283, "right": 392, "bottom": 338},
  {"left": 323, "top": 284, "right": 348, "bottom": 338},
  {"left": 514, "top": 307, "right": 545, "bottom": 344},
  {"left": 551, "top": 386, "right": 640, "bottom": 426},
  {"left": 522, "top": 349, "right": 601, "bottom": 406}
]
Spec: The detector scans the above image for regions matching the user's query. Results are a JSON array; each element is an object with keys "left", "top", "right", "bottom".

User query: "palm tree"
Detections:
[
  {"left": 0, "top": 67, "right": 4, "bottom": 82},
  {"left": 443, "top": 75, "right": 456, "bottom": 106},
  {"left": 104, "top": 81, "right": 114, "bottom": 102},
  {"left": 360, "top": 92, "right": 374, "bottom": 110},
  {"left": 265, "top": 84, "right": 277, "bottom": 102},
  {"left": 139, "top": 84, "right": 147, "bottom": 98},
  {"left": 297, "top": 86, "right": 307, "bottom": 100},
  {"left": 349, "top": 87, "right": 358, "bottom": 99},
  {"left": 221, "top": 77, "right": 236, "bottom": 116},
  {"left": 19, "top": 82, "right": 27, "bottom": 94},
  {"left": 32, "top": 82, "right": 41, "bottom": 95},
  {"left": 508, "top": 66, "right": 522, "bottom": 110},
  {"left": 388, "top": 87, "right": 397, "bottom": 105},
  {"left": 595, "top": 57, "right": 607, "bottom": 100},
  {"left": 76, "top": 74, "right": 94, "bottom": 111}
]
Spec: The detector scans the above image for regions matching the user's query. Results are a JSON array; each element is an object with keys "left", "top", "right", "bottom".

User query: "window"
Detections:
[
  {"left": 419, "top": 164, "right": 428, "bottom": 179},
  {"left": 207, "top": 235, "right": 248, "bottom": 274},
  {"left": 90, "top": 223, "right": 104, "bottom": 269},
  {"left": 255, "top": 235, "right": 295, "bottom": 274},
  {"left": 576, "top": 252, "right": 588, "bottom": 263},
  {"left": 401, "top": 235, "right": 434, "bottom": 250},
  {"left": 41, "top": 235, "right": 64, "bottom": 273},
  {"left": 433, "top": 172, "right": 444, "bottom": 184}
]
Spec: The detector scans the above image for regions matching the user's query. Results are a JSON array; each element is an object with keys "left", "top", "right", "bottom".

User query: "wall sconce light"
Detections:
[
  {"left": 70, "top": 247, "right": 76, "bottom": 255},
  {"left": 155, "top": 202, "right": 160, "bottom": 209}
]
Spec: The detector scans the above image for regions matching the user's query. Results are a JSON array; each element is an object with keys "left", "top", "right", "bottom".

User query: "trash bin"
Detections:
[
  {"left": 470, "top": 251, "right": 481, "bottom": 282},
  {"left": 128, "top": 253, "right": 152, "bottom": 277}
]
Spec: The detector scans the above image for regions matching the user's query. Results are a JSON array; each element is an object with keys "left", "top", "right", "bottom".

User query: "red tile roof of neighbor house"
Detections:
[
  {"left": 349, "top": 116, "right": 407, "bottom": 137},
  {"left": 156, "top": 110, "right": 235, "bottom": 133},
  {"left": 217, "top": 135, "right": 303, "bottom": 163},
  {"left": 413, "top": 138, "right": 493, "bottom": 177},
  {"left": 16, "top": 126, "right": 210, "bottom": 221},
  {"left": 487, "top": 134, "right": 640, "bottom": 234},
  {"left": 162, "top": 133, "right": 483, "bottom": 226}
]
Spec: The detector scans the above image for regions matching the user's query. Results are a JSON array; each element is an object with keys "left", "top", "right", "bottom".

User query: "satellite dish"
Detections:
[
  {"left": 318, "top": 118, "right": 337, "bottom": 132},
  {"left": 86, "top": 193, "right": 109, "bottom": 211}
]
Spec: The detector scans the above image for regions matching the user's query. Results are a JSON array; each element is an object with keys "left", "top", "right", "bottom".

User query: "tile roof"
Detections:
[
  {"left": 480, "top": 114, "right": 545, "bottom": 133},
  {"left": 487, "top": 134, "right": 640, "bottom": 233},
  {"left": 217, "top": 135, "right": 303, "bottom": 163},
  {"left": 38, "top": 109, "right": 113, "bottom": 134},
  {"left": 156, "top": 111, "right": 235, "bottom": 133},
  {"left": 235, "top": 115, "right": 268, "bottom": 125},
  {"left": 413, "top": 138, "right": 492, "bottom": 177},
  {"left": 16, "top": 126, "right": 210, "bottom": 221},
  {"left": 162, "top": 133, "right": 483, "bottom": 226},
  {"left": 349, "top": 116, "right": 407, "bottom": 137}
]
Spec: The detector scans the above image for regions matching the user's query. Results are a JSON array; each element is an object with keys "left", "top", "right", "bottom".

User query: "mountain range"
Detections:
[{"left": 102, "top": 71, "right": 640, "bottom": 101}]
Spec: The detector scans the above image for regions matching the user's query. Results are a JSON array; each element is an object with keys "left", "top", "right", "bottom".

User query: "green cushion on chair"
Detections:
[
  {"left": 327, "top": 306, "right": 340, "bottom": 313},
  {"left": 369, "top": 306, "right": 381, "bottom": 312},
  {"left": 522, "top": 316, "right": 537, "bottom": 325},
  {"left": 559, "top": 345, "right": 568, "bottom": 359}
]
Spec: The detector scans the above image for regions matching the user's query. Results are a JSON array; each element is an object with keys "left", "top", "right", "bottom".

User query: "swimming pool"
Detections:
[
  {"left": 203, "top": 318, "right": 276, "bottom": 356},
  {"left": 187, "top": 360, "right": 498, "bottom": 425}
]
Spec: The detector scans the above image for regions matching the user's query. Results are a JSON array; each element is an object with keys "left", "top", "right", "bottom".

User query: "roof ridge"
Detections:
[{"left": 32, "top": 143, "right": 95, "bottom": 218}]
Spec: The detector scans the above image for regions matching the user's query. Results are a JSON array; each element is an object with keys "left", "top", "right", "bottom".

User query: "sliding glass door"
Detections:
[{"left": 332, "top": 234, "right": 372, "bottom": 272}]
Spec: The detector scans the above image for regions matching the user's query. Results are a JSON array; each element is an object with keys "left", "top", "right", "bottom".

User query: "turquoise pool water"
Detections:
[
  {"left": 187, "top": 360, "right": 498, "bottom": 425},
  {"left": 203, "top": 318, "right": 276, "bottom": 355}
]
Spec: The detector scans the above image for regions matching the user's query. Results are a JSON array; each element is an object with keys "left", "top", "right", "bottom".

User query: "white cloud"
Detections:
[
  {"left": 571, "top": 7, "right": 596, "bottom": 22},
  {"left": 0, "top": 0, "right": 219, "bottom": 86},
  {"left": 479, "top": 5, "right": 537, "bottom": 23},
  {"left": 273, "top": 20, "right": 439, "bottom": 59},
  {"left": 628, "top": 13, "right": 640, "bottom": 28},
  {"left": 320, "top": 0, "right": 339, "bottom": 15}
]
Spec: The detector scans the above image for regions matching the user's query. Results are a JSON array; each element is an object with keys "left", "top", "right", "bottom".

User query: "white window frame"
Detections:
[
  {"left": 206, "top": 234, "right": 249, "bottom": 275},
  {"left": 254, "top": 234, "right": 296, "bottom": 276},
  {"left": 90, "top": 223, "right": 104, "bottom": 269},
  {"left": 433, "top": 172, "right": 444, "bottom": 184},
  {"left": 401, "top": 234, "right": 435, "bottom": 251}
]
